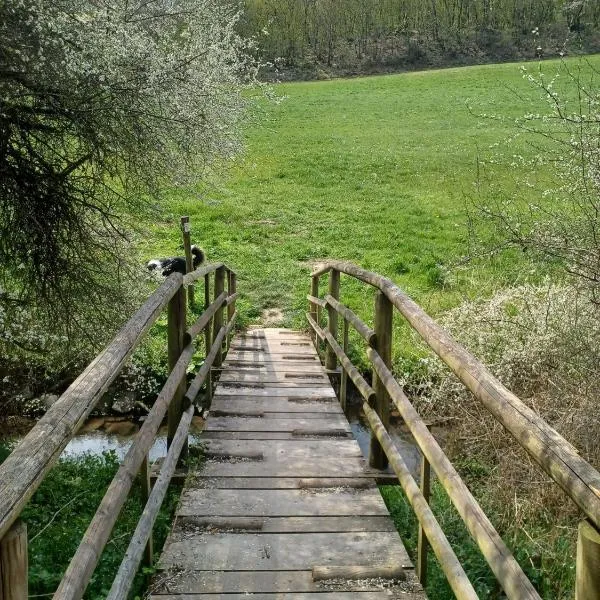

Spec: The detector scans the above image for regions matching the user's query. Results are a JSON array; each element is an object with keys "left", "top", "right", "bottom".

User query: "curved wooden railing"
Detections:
[
  {"left": 0, "top": 240, "right": 237, "bottom": 598},
  {"left": 308, "top": 260, "right": 600, "bottom": 600}
]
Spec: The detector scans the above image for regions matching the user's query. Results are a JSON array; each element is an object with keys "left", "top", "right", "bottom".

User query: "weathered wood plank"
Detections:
[
  {"left": 150, "top": 569, "right": 405, "bottom": 594},
  {"left": 197, "top": 456, "right": 381, "bottom": 479},
  {"left": 178, "top": 488, "right": 389, "bottom": 517},
  {"left": 204, "top": 416, "right": 350, "bottom": 433},
  {"left": 152, "top": 593, "right": 422, "bottom": 599},
  {"left": 209, "top": 398, "right": 340, "bottom": 413},
  {"left": 153, "top": 328, "right": 422, "bottom": 599},
  {"left": 214, "top": 386, "right": 336, "bottom": 398},
  {"left": 226, "top": 351, "right": 321, "bottom": 363},
  {"left": 201, "top": 439, "right": 363, "bottom": 458},
  {"left": 159, "top": 531, "right": 412, "bottom": 571},
  {"left": 188, "top": 477, "right": 378, "bottom": 489},
  {"left": 174, "top": 515, "right": 396, "bottom": 533}
]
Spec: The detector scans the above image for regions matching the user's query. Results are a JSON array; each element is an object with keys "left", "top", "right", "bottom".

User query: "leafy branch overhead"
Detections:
[{"left": 0, "top": 0, "right": 256, "bottom": 312}]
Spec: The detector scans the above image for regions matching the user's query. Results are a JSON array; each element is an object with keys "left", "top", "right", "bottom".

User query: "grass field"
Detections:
[{"left": 141, "top": 56, "right": 598, "bottom": 365}]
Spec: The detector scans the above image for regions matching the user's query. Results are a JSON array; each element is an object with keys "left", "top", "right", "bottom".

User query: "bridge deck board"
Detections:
[{"left": 152, "top": 328, "right": 425, "bottom": 599}]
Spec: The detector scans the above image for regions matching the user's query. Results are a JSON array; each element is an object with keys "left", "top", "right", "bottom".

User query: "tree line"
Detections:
[{"left": 237, "top": 0, "right": 600, "bottom": 77}]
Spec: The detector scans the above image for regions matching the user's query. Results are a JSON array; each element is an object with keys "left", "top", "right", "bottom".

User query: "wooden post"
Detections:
[
  {"left": 204, "top": 274, "right": 213, "bottom": 408},
  {"left": 340, "top": 318, "right": 349, "bottom": 412},
  {"left": 576, "top": 519, "right": 600, "bottom": 599},
  {"left": 167, "top": 283, "right": 188, "bottom": 462},
  {"left": 325, "top": 269, "right": 340, "bottom": 371},
  {"left": 369, "top": 291, "right": 392, "bottom": 469},
  {"left": 0, "top": 519, "right": 27, "bottom": 600},
  {"left": 310, "top": 275, "right": 319, "bottom": 347},
  {"left": 417, "top": 431, "right": 431, "bottom": 586},
  {"left": 180, "top": 216, "right": 194, "bottom": 309},
  {"left": 227, "top": 271, "right": 237, "bottom": 351},
  {"left": 213, "top": 266, "right": 225, "bottom": 369},
  {"left": 140, "top": 456, "right": 153, "bottom": 567}
]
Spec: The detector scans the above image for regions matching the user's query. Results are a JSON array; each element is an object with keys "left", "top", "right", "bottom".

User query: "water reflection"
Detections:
[{"left": 57, "top": 404, "right": 423, "bottom": 477}]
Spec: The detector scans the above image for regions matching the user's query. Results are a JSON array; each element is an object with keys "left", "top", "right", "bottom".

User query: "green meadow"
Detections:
[{"left": 143, "top": 56, "right": 598, "bottom": 363}]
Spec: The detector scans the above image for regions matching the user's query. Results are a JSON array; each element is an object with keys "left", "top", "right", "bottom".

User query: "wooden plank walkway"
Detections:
[{"left": 151, "top": 328, "right": 426, "bottom": 599}]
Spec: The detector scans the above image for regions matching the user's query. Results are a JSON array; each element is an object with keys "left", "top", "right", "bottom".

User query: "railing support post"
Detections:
[
  {"left": 417, "top": 433, "right": 431, "bottom": 586},
  {"left": 369, "top": 290, "right": 392, "bottom": 469},
  {"left": 325, "top": 269, "right": 340, "bottom": 371},
  {"left": 576, "top": 519, "right": 600, "bottom": 599},
  {"left": 340, "top": 318, "right": 349, "bottom": 412},
  {"left": 140, "top": 456, "right": 153, "bottom": 567},
  {"left": 310, "top": 275, "right": 319, "bottom": 347},
  {"left": 213, "top": 266, "right": 226, "bottom": 368},
  {"left": 180, "top": 216, "right": 194, "bottom": 309},
  {"left": 204, "top": 274, "right": 213, "bottom": 409},
  {"left": 227, "top": 271, "right": 237, "bottom": 351},
  {"left": 167, "top": 283, "right": 188, "bottom": 462},
  {"left": 0, "top": 519, "right": 27, "bottom": 600}
]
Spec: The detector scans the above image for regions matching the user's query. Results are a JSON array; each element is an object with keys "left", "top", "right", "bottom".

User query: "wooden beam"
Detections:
[
  {"left": 180, "top": 216, "right": 194, "bottom": 308},
  {"left": 368, "top": 347, "right": 541, "bottom": 599},
  {"left": 106, "top": 405, "right": 194, "bottom": 600},
  {"left": 167, "top": 283, "right": 187, "bottom": 461},
  {"left": 0, "top": 520, "right": 27, "bottom": 600},
  {"left": 576, "top": 520, "right": 600, "bottom": 600},
  {"left": 315, "top": 260, "right": 600, "bottom": 530},
  {"left": 324, "top": 269, "right": 339, "bottom": 371},
  {"left": 213, "top": 266, "right": 226, "bottom": 369},
  {"left": 0, "top": 275, "right": 181, "bottom": 540},
  {"left": 204, "top": 273, "right": 213, "bottom": 407},
  {"left": 362, "top": 402, "right": 479, "bottom": 600},
  {"left": 53, "top": 342, "right": 196, "bottom": 599},
  {"left": 369, "top": 291, "right": 392, "bottom": 470},
  {"left": 325, "top": 294, "right": 376, "bottom": 346}
]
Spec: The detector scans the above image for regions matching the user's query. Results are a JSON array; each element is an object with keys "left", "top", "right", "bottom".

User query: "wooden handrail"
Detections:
[
  {"left": 307, "top": 315, "right": 375, "bottom": 405},
  {"left": 368, "top": 347, "right": 541, "bottom": 599},
  {"left": 307, "top": 294, "right": 327, "bottom": 308},
  {"left": 0, "top": 274, "right": 182, "bottom": 541},
  {"left": 183, "top": 262, "right": 237, "bottom": 286},
  {"left": 54, "top": 340, "right": 197, "bottom": 599},
  {"left": 312, "top": 260, "right": 600, "bottom": 529},
  {"left": 324, "top": 294, "right": 376, "bottom": 346},
  {"left": 107, "top": 403, "right": 195, "bottom": 599},
  {"left": 186, "top": 291, "right": 228, "bottom": 343},
  {"left": 362, "top": 402, "right": 479, "bottom": 600}
]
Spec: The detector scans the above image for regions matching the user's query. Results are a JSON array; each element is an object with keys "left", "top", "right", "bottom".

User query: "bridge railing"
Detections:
[
  {"left": 0, "top": 260, "right": 237, "bottom": 600},
  {"left": 308, "top": 261, "right": 600, "bottom": 600}
]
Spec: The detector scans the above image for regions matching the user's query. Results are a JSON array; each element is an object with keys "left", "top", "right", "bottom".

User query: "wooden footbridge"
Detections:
[{"left": 1, "top": 250, "right": 600, "bottom": 598}]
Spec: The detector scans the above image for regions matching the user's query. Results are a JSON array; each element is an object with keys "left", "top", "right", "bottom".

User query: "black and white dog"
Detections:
[{"left": 147, "top": 245, "right": 205, "bottom": 276}]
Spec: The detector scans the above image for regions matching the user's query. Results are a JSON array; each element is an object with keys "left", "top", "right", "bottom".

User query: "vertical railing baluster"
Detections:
[
  {"left": 204, "top": 273, "right": 213, "bottom": 409},
  {"left": 167, "top": 281, "right": 187, "bottom": 462},
  {"left": 340, "top": 317, "right": 349, "bottom": 412},
  {"left": 180, "top": 216, "right": 194, "bottom": 308},
  {"left": 576, "top": 519, "right": 600, "bottom": 599},
  {"left": 310, "top": 275, "right": 319, "bottom": 348},
  {"left": 140, "top": 456, "right": 153, "bottom": 567},
  {"left": 325, "top": 269, "right": 340, "bottom": 371},
  {"left": 369, "top": 290, "right": 392, "bottom": 469},
  {"left": 0, "top": 519, "right": 28, "bottom": 600},
  {"left": 227, "top": 271, "right": 237, "bottom": 351},
  {"left": 213, "top": 266, "right": 225, "bottom": 368},
  {"left": 417, "top": 431, "right": 431, "bottom": 587}
]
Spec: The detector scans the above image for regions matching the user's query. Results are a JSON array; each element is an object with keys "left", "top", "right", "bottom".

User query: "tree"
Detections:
[
  {"left": 0, "top": 0, "right": 256, "bottom": 333},
  {"left": 476, "top": 56, "right": 600, "bottom": 302}
]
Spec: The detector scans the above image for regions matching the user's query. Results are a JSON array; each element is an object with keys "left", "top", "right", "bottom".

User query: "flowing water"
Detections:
[{"left": 5, "top": 403, "right": 423, "bottom": 476}]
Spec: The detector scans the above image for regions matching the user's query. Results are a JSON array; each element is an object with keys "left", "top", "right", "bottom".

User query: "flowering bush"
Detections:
[
  {"left": 410, "top": 283, "right": 600, "bottom": 523},
  {"left": 0, "top": 0, "right": 256, "bottom": 317}
]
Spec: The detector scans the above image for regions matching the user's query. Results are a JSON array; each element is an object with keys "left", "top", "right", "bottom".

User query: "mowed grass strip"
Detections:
[{"left": 142, "top": 56, "right": 600, "bottom": 363}]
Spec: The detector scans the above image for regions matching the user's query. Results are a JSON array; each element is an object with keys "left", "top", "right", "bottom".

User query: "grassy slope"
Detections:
[{"left": 143, "top": 57, "right": 596, "bottom": 364}]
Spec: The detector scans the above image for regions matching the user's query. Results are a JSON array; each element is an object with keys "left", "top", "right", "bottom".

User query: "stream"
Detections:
[{"left": 5, "top": 403, "right": 424, "bottom": 476}]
